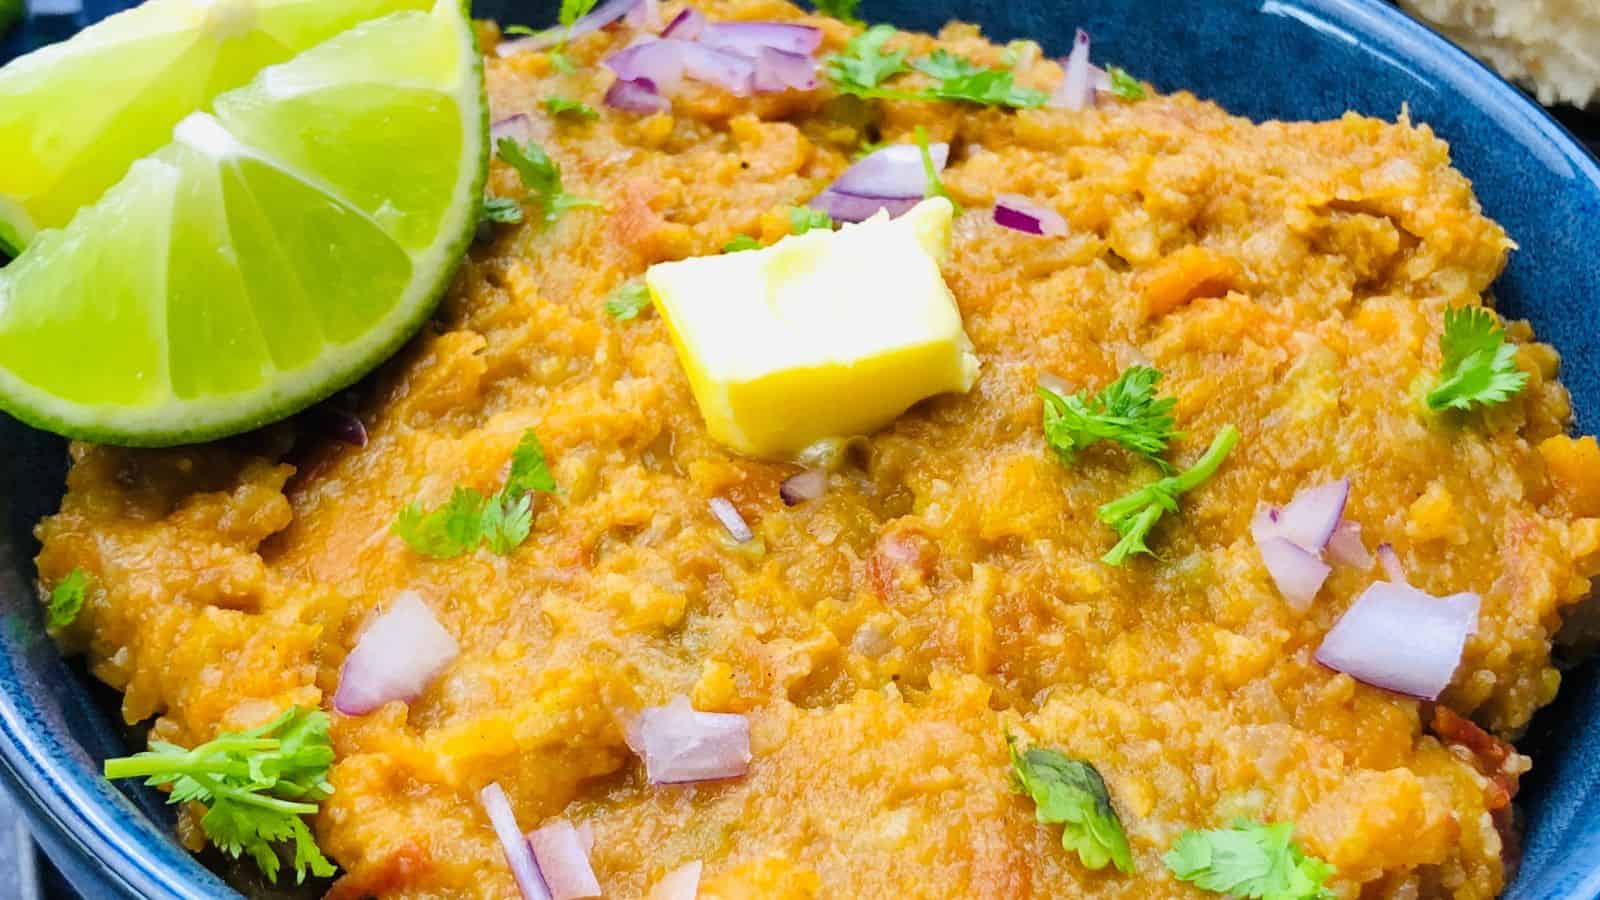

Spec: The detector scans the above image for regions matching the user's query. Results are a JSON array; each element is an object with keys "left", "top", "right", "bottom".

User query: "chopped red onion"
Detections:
[
  {"left": 661, "top": 7, "right": 705, "bottom": 39},
  {"left": 1274, "top": 479, "right": 1349, "bottom": 552},
  {"left": 708, "top": 497, "right": 753, "bottom": 543},
  {"left": 625, "top": 695, "right": 752, "bottom": 783},
  {"left": 1091, "top": 64, "right": 1112, "bottom": 94},
  {"left": 604, "top": 38, "right": 754, "bottom": 96},
  {"left": 993, "top": 193, "right": 1067, "bottom": 237},
  {"left": 312, "top": 404, "right": 368, "bottom": 447},
  {"left": 1326, "top": 520, "right": 1373, "bottom": 570},
  {"left": 780, "top": 470, "right": 826, "bottom": 506},
  {"left": 699, "top": 21, "right": 822, "bottom": 57},
  {"left": 1376, "top": 543, "right": 1407, "bottom": 584},
  {"left": 481, "top": 784, "right": 553, "bottom": 900},
  {"left": 752, "top": 47, "right": 819, "bottom": 93},
  {"left": 808, "top": 190, "right": 921, "bottom": 223},
  {"left": 491, "top": 114, "right": 535, "bottom": 144},
  {"left": 527, "top": 820, "right": 602, "bottom": 900},
  {"left": 1048, "top": 28, "right": 1094, "bottom": 110},
  {"left": 828, "top": 143, "right": 949, "bottom": 200},
  {"left": 497, "top": 0, "right": 640, "bottom": 56},
  {"left": 1315, "top": 581, "right": 1481, "bottom": 699},
  {"left": 623, "top": 0, "right": 662, "bottom": 32},
  {"left": 333, "top": 592, "right": 459, "bottom": 716},
  {"left": 1037, "top": 373, "right": 1072, "bottom": 396},
  {"left": 605, "top": 76, "right": 671, "bottom": 113},
  {"left": 649, "top": 861, "right": 703, "bottom": 900},
  {"left": 1257, "top": 537, "right": 1332, "bottom": 611}
]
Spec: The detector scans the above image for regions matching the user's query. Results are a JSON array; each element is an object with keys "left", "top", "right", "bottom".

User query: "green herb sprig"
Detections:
[
  {"left": 1097, "top": 425, "right": 1239, "bottom": 565},
  {"left": 1039, "top": 366, "right": 1181, "bottom": 469},
  {"left": 1164, "top": 821, "right": 1336, "bottom": 900},
  {"left": 606, "top": 282, "right": 651, "bottom": 320},
  {"left": 1425, "top": 306, "right": 1528, "bottom": 412},
  {"left": 1009, "top": 736, "right": 1134, "bottom": 873},
  {"left": 47, "top": 568, "right": 90, "bottom": 628},
  {"left": 104, "top": 708, "right": 337, "bottom": 884},
  {"left": 392, "top": 430, "right": 557, "bottom": 559},
  {"left": 495, "top": 139, "right": 599, "bottom": 226}
]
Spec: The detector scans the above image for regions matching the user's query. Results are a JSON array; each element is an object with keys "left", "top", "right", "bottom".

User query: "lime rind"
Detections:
[{"left": 0, "top": 0, "right": 487, "bottom": 446}]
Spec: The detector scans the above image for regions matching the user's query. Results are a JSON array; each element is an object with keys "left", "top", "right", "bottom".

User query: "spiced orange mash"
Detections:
[{"left": 31, "top": 0, "right": 1600, "bottom": 897}]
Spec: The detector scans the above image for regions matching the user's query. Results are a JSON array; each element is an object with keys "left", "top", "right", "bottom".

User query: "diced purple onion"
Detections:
[
  {"left": 808, "top": 190, "right": 921, "bottom": 223},
  {"left": 491, "top": 114, "right": 535, "bottom": 144},
  {"left": 605, "top": 38, "right": 754, "bottom": 95},
  {"left": 649, "top": 861, "right": 703, "bottom": 900},
  {"left": 481, "top": 784, "right": 553, "bottom": 900},
  {"left": 1274, "top": 479, "right": 1349, "bottom": 552},
  {"left": 1326, "top": 520, "right": 1372, "bottom": 570},
  {"left": 661, "top": 6, "right": 705, "bottom": 39},
  {"left": 1256, "top": 536, "right": 1332, "bottom": 611},
  {"left": 828, "top": 143, "right": 949, "bottom": 200},
  {"left": 625, "top": 695, "right": 752, "bottom": 783},
  {"left": 780, "top": 470, "right": 826, "bottom": 506},
  {"left": 1314, "top": 581, "right": 1481, "bottom": 700},
  {"left": 1037, "top": 373, "right": 1072, "bottom": 396},
  {"left": 497, "top": 0, "right": 640, "bottom": 56},
  {"left": 708, "top": 497, "right": 753, "bottom": 543},
  {"left": 527, "top": 820, "right": 602, "bottom": 900},
  {"left": 623, "top": 0, "right": 662, "bottom": 32},
  {"left": 1091, "top": 64, "right": 1112, "bottom": 94},
  {"left": 1049, "top": 28, "right": 1094, "bottom": 111},
  {"left": 993, "top": 193, "right": 1067, "bottom": 237},
  {"left": 605, "top": 76, "right": 671, "bottom": 113},
  {"left": 752, "top": 47, "right": 819, "bottom": 93},
  {"left": 1376, "top": 542, "right": 1406, "bottom": 584},
  {"left": 333, "top": 591, "right": 460, "bottom": 716},
  {"left": 698, "top": 21, "right": 822, "bottom": 57},
  {"left": 313, "top": 404, "right": 368, "bottom": 447}
]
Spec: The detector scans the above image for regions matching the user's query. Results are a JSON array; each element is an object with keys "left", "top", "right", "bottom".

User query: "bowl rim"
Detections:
[{"left": 2, "top": 0, "right": 1599, "bottom": 897}]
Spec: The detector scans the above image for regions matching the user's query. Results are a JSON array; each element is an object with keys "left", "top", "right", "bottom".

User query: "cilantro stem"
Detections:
[
  {"left": 1097, "top": 425, "right": 1239, "bottom": 565},
  {"left": 189, "top": 772, "right": 321, "bottom": 817}
]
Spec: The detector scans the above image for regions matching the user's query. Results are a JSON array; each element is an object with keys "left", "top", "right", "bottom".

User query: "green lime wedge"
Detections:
[
  {"left": 0, "top": 0, "right": 486, "bottom": 445},
  {"left": 0, "top": 0, "right": 434, "bottom": 254}
]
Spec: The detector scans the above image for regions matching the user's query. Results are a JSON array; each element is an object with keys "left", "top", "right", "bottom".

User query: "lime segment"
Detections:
[
  {"left": 0, "top": 0, "right": 433, "bottom": 253},
  {"left": 0, "top": 0, "right": 486, "bottom": 445}
]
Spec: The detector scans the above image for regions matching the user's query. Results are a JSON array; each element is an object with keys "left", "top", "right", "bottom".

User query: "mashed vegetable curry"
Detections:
[{"left": 32, "top": 1, "right": 1600, "bottom": 897}]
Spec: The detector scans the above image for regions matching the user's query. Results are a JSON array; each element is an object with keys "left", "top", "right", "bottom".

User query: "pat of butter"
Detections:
[{"left": 646, "top": 197, "right": 979, "bottom": 459}]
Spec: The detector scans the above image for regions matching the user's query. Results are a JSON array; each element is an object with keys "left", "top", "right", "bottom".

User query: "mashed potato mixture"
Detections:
[{"left": 32, "top": 2, "right": 1600, "bottom": 897}]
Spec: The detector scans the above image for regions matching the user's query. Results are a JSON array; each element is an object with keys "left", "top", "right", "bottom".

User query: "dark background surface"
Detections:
[{"left": 0, "top": 1, "right": 1598, "bottom": 899}]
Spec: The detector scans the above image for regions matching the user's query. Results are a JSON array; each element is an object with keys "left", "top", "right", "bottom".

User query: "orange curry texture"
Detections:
[{"left": 32, "top": 2, "right": 1600, "bottom": 897}]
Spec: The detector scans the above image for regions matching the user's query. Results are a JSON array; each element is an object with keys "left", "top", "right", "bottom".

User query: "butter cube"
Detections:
[{"left": 645, "top": 198, "right": 979, "bottom": 459}]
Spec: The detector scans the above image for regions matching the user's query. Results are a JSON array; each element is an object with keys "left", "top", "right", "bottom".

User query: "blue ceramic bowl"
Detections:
[{"left": 3, "top": 0, "right": 1599, "bottom": 897}]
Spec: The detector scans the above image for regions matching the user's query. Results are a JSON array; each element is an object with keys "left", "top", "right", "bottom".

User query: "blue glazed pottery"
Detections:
[{"left": 2, "top": 0, "right": 1598, "bottom": 897}]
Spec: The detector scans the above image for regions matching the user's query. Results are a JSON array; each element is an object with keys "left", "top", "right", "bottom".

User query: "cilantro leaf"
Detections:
[
  {"left": 1164, "top": 821, "right": 1336, "bottom": 900},
  {"left": 545, "top": 96, "right": 599, "bottom": 120},
  {"left": 789, "top": 206, "right": 834, "bottom": 235},
  {"left": 392, "top": 430, "right": 556, "bottom": 559},
  {"left": 1107, "top": 66, "right": 1146, "bottom": 101},
  {"left": 1097, "top": 425, "right": 1239, "bottom": 565},
  {"left": 560, "top": 0, "right": 598, "bottom": 28},
  {"left": 47, "top": 568, "right": 89, "bottom": 628},
  {"left": 912, "top": 50, "right": 1048, "bottom": 108},
  {"left": 606, "top": 282, "right": 651, "bottom": 320},
  {"left": 496, "top": 138, "right": 599, "bottom": 225},
  {"left": 1009, "top": 736, "right": 1134, "bottom": 873},
  {"left": 914, "top": 125, "right": 956, "bottom": 209},
  {"left": 1040, "top": 366, "right": 1182, "bottom": 468},
  {"left": 809, "top": 0, "right": 861, "bottom": 24},
  {"left": 481, "top": 196, "right": 525, "bottom": 225},
  {"left": 724, "top": 235, "right": 763, "bottom": 253},
  {"left": 824, "top": 25, "right": 912, "bottom": 98},
  {"left": 503, "top": 24, "right": 537, "bottom": 36},
  {"left": 1425, "top": 306, "right": 1528, "bottom": 412},
  {"left": 104, "top": 707, "right": 337, "bottom": 884}
]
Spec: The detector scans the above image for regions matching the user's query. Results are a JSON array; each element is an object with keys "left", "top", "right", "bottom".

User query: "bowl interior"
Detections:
[{"left": 2, "top": 1, "right": 1599, "bottom": 897}]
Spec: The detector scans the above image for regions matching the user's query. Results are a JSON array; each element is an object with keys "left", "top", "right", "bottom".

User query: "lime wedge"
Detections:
[
  {"left": 0, "top": 0, "right": 433, "bottom": 254},
  {"left": 0, "top": 0, "right": 486, "bottom": 445}
]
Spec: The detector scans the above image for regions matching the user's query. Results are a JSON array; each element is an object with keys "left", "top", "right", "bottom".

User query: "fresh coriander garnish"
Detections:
[
  {"left": 1009, "top": 736, "right": 1133, "bottom": 873},
  {"left": 550, "top": 51, "right": 579, "bottom": 74},
  {"left": 1106, "top": 66, "right": 1146, "bottom": 101},
  {"left": 914, "top": 125, "right": 956, "bottom": 209},
  {"left": 809, "top": 0, "right": 861, "bottom": 25},
  {"left": 104, "top": 707, "right": 337, "bottom": 884},
  {"left": 912, "top": 50, "right": 1048, "bottom": 109},
  {"left": 544, "top": 96, "right": 599, "bottom": 120},
  {"left": 503, "top": 24, "right": 537, "bottom": 36},
  {"left": 481, "top": 196, "right": 525, "bottom": 226},
  {"left": 1425, "top": 306, "right": 1528, "bottom": 412},
  {"left": 392, "top": 430, "right": 557, "bottom": 559},
  {"left": 606, "top": 282, "right": 651, "bottom": 320},
  {"left": 1040, "top": 366, "right": 1181, "bottom": 468},
  {"left": 824, "top": 25, "right": 912, "bottom": 98},
  {"left": 1164, "top": 821, "right": 1336, "bottom": 900},
  {"left": 47, "top": 568, "right": 89, "bottom": 628},
  {"left": 789, "top": 206, "right": 835, "bottom": 234},
  {"left": 495, "top": 138, "right": 599, "bottom": 225},
  {"left": 1097, "top": 425, "right": 1239, "bottom": 565},
  {"left": 724, "top": 235, "right": 764, "bottom": 253}
]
